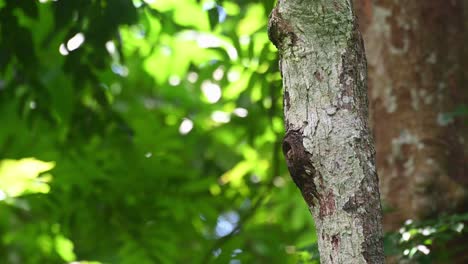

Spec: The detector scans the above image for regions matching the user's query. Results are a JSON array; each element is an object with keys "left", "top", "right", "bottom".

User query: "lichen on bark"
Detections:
[{"left": 269, "top": 0, "right": 385, "bottom": 263}]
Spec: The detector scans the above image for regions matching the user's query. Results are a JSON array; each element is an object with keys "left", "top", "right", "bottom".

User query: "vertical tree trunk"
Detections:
[
  {"left": 354, "top": 0, "right": 468, "bottom": 231},
  {"left": 268, "top": 1, "right": 384, "bottom": 263}
]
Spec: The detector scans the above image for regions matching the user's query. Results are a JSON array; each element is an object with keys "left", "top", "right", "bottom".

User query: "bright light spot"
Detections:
[
  {"left": 273, "top": 176, "right": 285, "bottom": 187},
  {"left": 404, "top": 219, "right": 413, "bottom": 225},
  {"left": 421, "top": 227, "right": 436, "bottom": 236},
  {"left": 0, "top": 190, "right": 6, "bottom": 201},
  {"left": 197, "top": 34, "right": 222, "bottom": 48},
  {"left": 226, "top": 46, "right": 238, "bottom": 60},
  {"left": 38, "top": 0, "right": 57, "bottom": 3},
  {"left": 161, "top": 46, "right": 172, "bottom": 56},
  {"left": 227, "top": 70, "right": 240, "bottom": 82},
  {"left": 0, "top": 158, "right": 54, "bottom": 198},
  {"left": 29, "top": 101, "right": 36, "bottom": 109},
  {"left": 59, "top": 43, "right": 69, "bottom": 56},
  {"left": 233, "top": 108, "right": 248, "bottom": 118},
  {"left": 213, "top": 68, "right": 224, "bottom": 81},
  {"left": 179, "top": 118, "right": 194, "bottom": 135},
  {"left": 132, "top": 0, "right": 143, "bottom": 8},
  {"left": 403, "top": 249, "right": 410, "bottom": 255},
  {"left": 145, "top": 152, "right": 152, "bottom": 158},
  {"left": 250, "top": 175, "right": 260, "bottom": 183},
  {"left": 105, "top": 41, "right": 116, "bottom": 54},
  {"left": 202, "top": 2, "right": 216, "bottom": 10},
  {"left": 66, "top": 33, "right": 85, "bottom": 52},
  {"left": 232, "top": 248, "right": 242, "bottom": 257},
  {"left": 111, "top": 63, "right": 129, "bottom": 77},
  {"left": 402, "top": 232, "right": 411, "bottom": 241},
  {"left": 211, "top": 111, "right": 230, "bottom": 123},
  {"left": 215, "top": 211, "right": 239, "bottom": 237},
  {"left": 239, "top": 36, "right": 250, "bottom": 45},
  {"left": 179, "top": 31, "right": 237, "bottom": 60},
  {"left": 169, "top": 76, "right": 181, "bottom": 86},
  {"left": 455, "top": 222, "right": 464, "bottom": 233},
  {"left": 417, "top": 245, "right": 430, "bottom": 255},
  {"left": 217, "top": 6, "right": 227, "bottom": 23},
  {"left": 187, "top": 72, "right": 198, "bottom": 83},
  {"left": 215, "top": 219, "right": 234, "bottom": 237},
  {"left": 202, "top": 81, "right": 221, "bottom": 103}
]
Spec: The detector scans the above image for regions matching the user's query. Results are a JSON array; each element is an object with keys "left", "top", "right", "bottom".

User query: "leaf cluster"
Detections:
[{"left": 0, "top": 1, "right": 317, "bottom": 263}]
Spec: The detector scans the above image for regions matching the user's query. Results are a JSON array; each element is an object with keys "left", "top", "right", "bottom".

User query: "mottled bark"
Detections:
[
  {"left": 269, "top": 0, "right": 384, "bottom": 263},
  {"left": 354, "top": 0, "right": 468, "bottom": 231}
]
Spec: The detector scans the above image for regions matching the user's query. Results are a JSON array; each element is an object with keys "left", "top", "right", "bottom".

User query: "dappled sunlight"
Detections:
[
  {"left": 54, "top": 234, "right": 76, "bottom": 262},
  {"left": 105, "top": 41, "right": 116, "bottom": 54},
  {"left": 179, "top": 31, "right": 238, "bottom": 60},
  {"left": 211, "top": 110, "right": 230, "bottom": 123},
  {"left": 178, "top": 118, "right": 194, "bottom": 135},
  {"left": 187, "top": 72, "right": 198, "bottom": 83},
  {"left": 59, "top": 33, "right": 85, "bottom": 56},
  {"left": 227, "top": 69, "right": 241, "bottom": 82},
  {"left": 37, "top": 223, "right": 102, "bottom": 264},
  {"left": 212, "top": 67, "right": 224, "bottom": 81},
  {"left": 0, "top": 158, "right": 54, "bottom": 199},
  {"left": 59, "top": 43, "right": 68, "bottom": 56},
  {"left": 201, "top": 80, "right": 222, "bottom": 103},
  {"left": 215, "top": 211, "right": 239, "bottom": 238},
  {"left": 0, "top": 1, "right": 317, "bottom": 263},
  {"left": 220, "top": 161, "right": 250, "bottom": 186},
  {"left": 67, "top": 33, "right": 85, "bottom": 51},
  {"left": 38, "top": 0, "right": 58, "bottom": 3},
  {"left": 1, "top": 0, "right": 466, "bottom": 263},
  {"left": 233, "top": 107, "right": 248, "bottom": 118},
  {"left": 111, "top": 63, "right": 129, "bottom": 77},
  {"left": 168, "top": 75, "right": 181, "bottom": 86}
]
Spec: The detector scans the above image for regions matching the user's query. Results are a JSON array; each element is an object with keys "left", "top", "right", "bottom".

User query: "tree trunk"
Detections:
[
  {"left": 268, "top": 1, "right": 384, "bottom": 263},
  {"left": 354, "top": 0, "right": 468, "bottom": 231}
]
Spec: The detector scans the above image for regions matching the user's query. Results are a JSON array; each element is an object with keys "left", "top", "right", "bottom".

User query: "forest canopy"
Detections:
[{"left": 0, "top": 1, "right": 316, "bottom": 263}]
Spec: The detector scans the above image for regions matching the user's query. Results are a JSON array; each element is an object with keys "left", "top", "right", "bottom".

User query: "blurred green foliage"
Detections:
[
  {"left": 0, "top": 0, "right": 319, "bottom": 263},
  {"left": 2, "top": 1, "right": 465, "bottom": 264}
]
